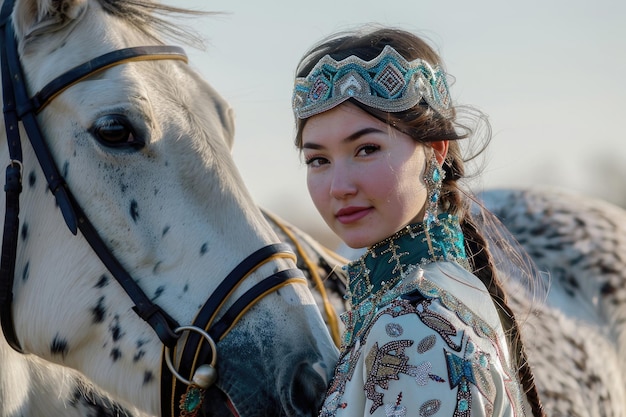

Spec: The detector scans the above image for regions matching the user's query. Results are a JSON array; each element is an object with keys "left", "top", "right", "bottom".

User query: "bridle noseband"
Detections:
[{"left": 0, "top": 2, "right": 307, "bottom": 416}]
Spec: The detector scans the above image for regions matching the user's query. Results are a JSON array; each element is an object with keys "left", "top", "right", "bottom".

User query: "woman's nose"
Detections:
[{"left": 329, "top": 164, "right": 357, "bottom": 199}]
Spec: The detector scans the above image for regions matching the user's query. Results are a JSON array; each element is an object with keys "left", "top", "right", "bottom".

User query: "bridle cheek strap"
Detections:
[
  {"left": 0, "top": 0, "right": 26, "bottom": 353},
  {"left": 0, "top": 0, "right": 189, "bottom": 350},
  {"left": 160, "top": 246, "right": 306, "bottom": 417}
]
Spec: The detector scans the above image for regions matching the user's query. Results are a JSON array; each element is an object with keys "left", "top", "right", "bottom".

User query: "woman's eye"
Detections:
[
  {"left": 356, "top": 144, "right": 380, "bottom": 156},
  {"left": 91, "top": 115, "right": 144, "bottom": 149},
  {"left": 305, "top": 156, "right": 329, "bottom": 168}
]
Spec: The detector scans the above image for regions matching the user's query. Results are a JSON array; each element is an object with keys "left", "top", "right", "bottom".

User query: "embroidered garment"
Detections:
[{"left": 320, "top": 215, "right": 529, "bottom": 416}]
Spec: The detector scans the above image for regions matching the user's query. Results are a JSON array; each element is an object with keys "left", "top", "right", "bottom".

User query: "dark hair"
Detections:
[{"left": 294, "top": 26, "right": 545, "bottom": 417}]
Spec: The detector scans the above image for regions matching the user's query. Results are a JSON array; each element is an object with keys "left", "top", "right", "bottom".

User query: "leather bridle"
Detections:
[{"left": 0, "top": 2, "right": 307, "bottom": 416}]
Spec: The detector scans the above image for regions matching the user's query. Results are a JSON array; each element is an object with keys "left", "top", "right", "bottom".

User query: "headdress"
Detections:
[{"left": 292, "top": 44, "right": 452, "bottom": 119}]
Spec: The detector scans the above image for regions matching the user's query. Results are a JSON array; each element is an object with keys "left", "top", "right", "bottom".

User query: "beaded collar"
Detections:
[{"left": 341, "top": 213, "right": 468, "bottom": 344}]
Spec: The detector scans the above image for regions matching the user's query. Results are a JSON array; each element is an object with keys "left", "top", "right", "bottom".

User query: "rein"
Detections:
[{"left": 0, "top": 2, "right": 307, "bottom": 416}]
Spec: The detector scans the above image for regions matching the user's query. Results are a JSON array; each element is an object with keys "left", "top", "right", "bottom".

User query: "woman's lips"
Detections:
[{"left": 335, "top": 207, "right": 372, "bottom": 224}]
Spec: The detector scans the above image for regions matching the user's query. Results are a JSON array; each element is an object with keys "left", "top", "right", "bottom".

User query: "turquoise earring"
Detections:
[{"left": 423, "top": 152, "right": 445, "bottom": 229}]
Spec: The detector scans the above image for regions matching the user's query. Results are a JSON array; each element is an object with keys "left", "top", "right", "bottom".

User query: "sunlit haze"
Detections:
[{"left": 166, "top": 0, "right": 625, "bottom": 247}]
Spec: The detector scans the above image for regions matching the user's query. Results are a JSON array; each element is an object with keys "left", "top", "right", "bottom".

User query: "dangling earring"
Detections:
[
  {"left": 423, "top": 152, "right": 445, "bottom": 227},
  {"left": 423, "top": 152, "right": 445, "bottom": 253}
]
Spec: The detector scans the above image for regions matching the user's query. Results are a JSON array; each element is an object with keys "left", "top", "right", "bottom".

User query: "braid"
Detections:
[
  {"left": 461, "top": 213, "right": 545, "bottom": 417},
  {"left": 440, "top": 156, "right": 546, "bottom": 417}
]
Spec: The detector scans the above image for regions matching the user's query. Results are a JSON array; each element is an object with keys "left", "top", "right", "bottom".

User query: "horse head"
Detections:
[{"left": 0, "top": 0, "right": 337, "bottom": 416}]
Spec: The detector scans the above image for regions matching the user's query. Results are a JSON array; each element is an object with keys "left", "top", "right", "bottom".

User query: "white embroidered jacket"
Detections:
[{"left": 319, "top": 261, "right": 530, "bottom": 417}]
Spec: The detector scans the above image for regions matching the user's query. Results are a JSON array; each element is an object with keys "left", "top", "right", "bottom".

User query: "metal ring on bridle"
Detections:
[
  {"left": 164, "top": 326, "right": 217, "bottom": 387},
  {"left": 9, "top": 159, "right": 22, "bottom": 172}
]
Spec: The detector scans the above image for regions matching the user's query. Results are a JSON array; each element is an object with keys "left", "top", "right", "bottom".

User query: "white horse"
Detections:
[
  {"left": 0, "top": 1, "right": 338, "bottom": 416},
  {"left": 480, "top": 187, "right": 626, "bottom": 417}
]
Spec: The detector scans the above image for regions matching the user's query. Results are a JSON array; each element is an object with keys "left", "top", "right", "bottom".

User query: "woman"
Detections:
[{"left": 291, "top": 27, "right": 545, "bottom": 416}]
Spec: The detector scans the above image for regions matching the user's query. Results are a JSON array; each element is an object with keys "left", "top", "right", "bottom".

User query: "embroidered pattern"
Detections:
[
  {"left": 364, "top": 340, "right": 415, "bottom": 413},
  {"left": 416, "top": 299, "right": 462, "bottom": 351},
  {"left": 444, "top": 336, "right": 500, "bottom": 417},
  {"left": 319, "top": 342, "right": 362, "bottom": 417},
  {"left": 419, "top": 399, "right": 441, "bottom": 417},
  {"left": 341, "top": 215, "right": 469, "bottom": 346},
  {"left": 417, "top": 335, "right": 437, "bottom": 353},
  {"left": 380, "top": 240, "right": 409, "bottom": 275},
  {"left": 384, "top": 393, "right": 407, "bottom": 417},
  {"left": 415, "top": 278, "right": 496, "bottom": 343},
  {"left": 407, "top": 361, "right": 446, "bottom": 385},
  {"left": 318, "top": 214, "right": 526, "bottom": 417},
  {"left": 293, "top": 45, "right": 452, "bottom": 119},
  {"left": 386, "top": 323, "right": 403, "bottom": 337}
]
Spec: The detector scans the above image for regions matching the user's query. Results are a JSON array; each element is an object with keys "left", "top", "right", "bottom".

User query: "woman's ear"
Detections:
[{"left": 430, "top": 141, "right": 449, "bottom": 165}]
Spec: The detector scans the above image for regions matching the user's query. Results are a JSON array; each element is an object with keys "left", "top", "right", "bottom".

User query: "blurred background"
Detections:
[{"left": 166, "top": 0, "right": 625, "bottom": 249}]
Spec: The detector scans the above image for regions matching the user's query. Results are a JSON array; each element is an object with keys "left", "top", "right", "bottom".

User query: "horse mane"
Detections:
[{"left": 97, "top": 0, "right": 214, "bottom": 49}]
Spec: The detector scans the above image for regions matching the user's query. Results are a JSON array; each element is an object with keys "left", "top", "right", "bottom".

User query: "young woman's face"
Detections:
[{"left": 302, "top": 102, "right": 429, "bottom": 248}]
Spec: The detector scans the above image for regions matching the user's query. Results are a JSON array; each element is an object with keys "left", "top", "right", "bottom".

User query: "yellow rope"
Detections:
[
  {"left": 264, "top": 212, "right": 342, "bottom": 347},
  {"left": 322, "top": 245, "right": 349, "bottom": 264}
]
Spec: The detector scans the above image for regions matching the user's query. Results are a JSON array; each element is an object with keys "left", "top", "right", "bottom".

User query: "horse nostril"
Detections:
[{"left": 285, "top": 361, "right": 328, "bottom": 416}]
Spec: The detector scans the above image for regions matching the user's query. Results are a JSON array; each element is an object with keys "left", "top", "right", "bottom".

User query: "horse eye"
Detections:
[{"left": 91, "top": 115, "right": 144, "bottom": 149}]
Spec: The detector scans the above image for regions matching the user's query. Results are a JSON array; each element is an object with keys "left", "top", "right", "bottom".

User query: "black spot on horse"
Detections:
[
  {"left": 599, "top": 262, "right": 620, "bottom": 276},
  {"left": 152, "top": 285, "right": 165, "bottom": 300},
  {"left": 95, "top": 274, "right": 109, "bottom": 288},
  {"left": 133, "top": 350, "right": 145, "bottom": 362},
  {"left": 28, "top": 170, "right": 37, "bottom": 187},
  {"left": 110, "top": 316, "right": 125, "bottom": 342},
  {"left": 20, "top": 222, "right": 28, "bottom": 241},
  {"left": 143, "top": 371, "right": 154, "bottom": 385},
  {"left": 544, "top": 243, "right": 565, "bottom": 251},
  {"left": 68, "top": 386, "right": 81, "bottom": 406},
  {"left": 22, "top": 261, "right": 29, "bottom": 282},
  {"left": 601, "top": 282, "right": 618, "bottom": 296},
  {"left": 110, "top": 348, "right": 122, "bottom": 361},
  {"left": 162, "top": 225, "right": 170, "bottom": 237},
  {"left": 92, "top": 296, "right": 107, "bottom": 323},
  {"left": 200, "top": 242, "right": 208, "bottom": 255},
  {"left": 130, "top": 200, "right": 139, "bottom": 222},
  {"left": 51, "top": 335, "right": 69, "bottom": 357},
  {"left": 183, "top": 283, "right": 189, "bottom": 293}
]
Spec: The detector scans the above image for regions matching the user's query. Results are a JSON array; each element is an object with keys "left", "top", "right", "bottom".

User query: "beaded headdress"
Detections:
[{"left": 292, "top": 45, "right": 452, "bottom": 119}]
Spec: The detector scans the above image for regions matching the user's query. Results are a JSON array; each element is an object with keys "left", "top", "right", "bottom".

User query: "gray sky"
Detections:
[{"left": 167, "top": 0, "right": 625, "bottom": 245}]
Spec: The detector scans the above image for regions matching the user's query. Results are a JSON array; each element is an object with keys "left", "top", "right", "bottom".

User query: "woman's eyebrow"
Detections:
[{"left": 302, "top": 127, "right": 383, "bottom": 150}]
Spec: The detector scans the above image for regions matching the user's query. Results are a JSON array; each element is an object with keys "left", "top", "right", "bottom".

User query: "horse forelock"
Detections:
[
  {"left": 96, "top": 0, "right": 209, "bottom": 48},
  {"left": 13, "top": 0, "right": 208, "bottom": 46}
]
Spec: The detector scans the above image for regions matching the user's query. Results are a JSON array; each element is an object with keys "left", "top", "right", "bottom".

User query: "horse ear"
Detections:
[
  {"left": 222, "top": 106, "right": 235, "bottom": 151},
  {"left": 13, "top": 0, "right": 88, "bottom": 40}
]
